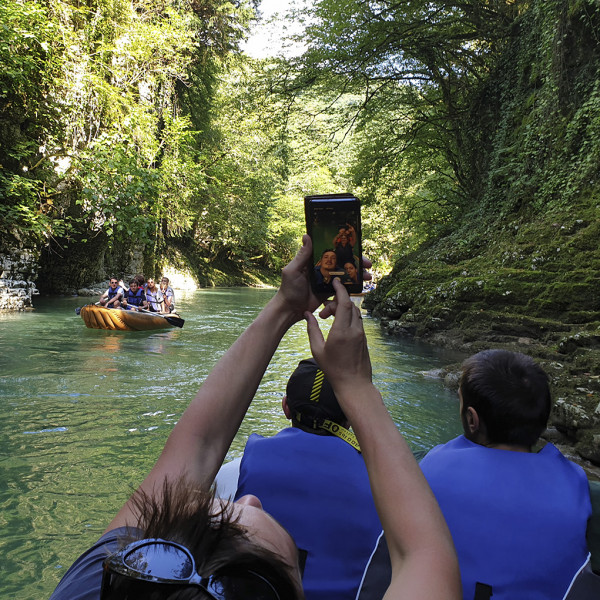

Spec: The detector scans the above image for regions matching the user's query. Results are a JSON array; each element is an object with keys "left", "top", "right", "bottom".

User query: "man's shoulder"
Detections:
[
  {"left": 245, "top": 426, "right": 360, "bottom": 454},
  {"left": 421, "top": 435, "right": 470, "bottom": 458},
  {"left": 246, "top": 427, "right": 300, "bottom": 446},
  {"left": 422, "top": 436, "right": 590, "bottom": 489}
]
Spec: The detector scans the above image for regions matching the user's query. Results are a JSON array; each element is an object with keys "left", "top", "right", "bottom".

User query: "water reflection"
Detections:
[{"left": 0, "top": 290, "right": 464, "bottom": 600}]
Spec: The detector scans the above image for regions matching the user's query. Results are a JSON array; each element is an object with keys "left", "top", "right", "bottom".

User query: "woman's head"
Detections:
[
  {"left": 344, "top": 262, "right": 358, "bottom": 282},
  {"left": 102, "top": 479, "right": 303, "bottom": 599}
]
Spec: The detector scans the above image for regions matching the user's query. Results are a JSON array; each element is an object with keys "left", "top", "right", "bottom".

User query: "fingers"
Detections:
[
  {"left": 305, "top": 311, "right": 325, "bottom": 358},
  {"left": 329, "top": 278, "right": 353, "bottom": 328},
  {"left": 361, "top": 256, "right": 373, "bottom": 282},
  {"left": 318, "top": 299, "right": 336, "bottom": 319}
]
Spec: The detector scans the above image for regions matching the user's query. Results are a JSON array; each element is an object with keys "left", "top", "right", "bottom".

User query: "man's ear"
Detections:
[
  {"left": 282, "top": 396, "right": 292, "bottom": 420},
  {"left": 465, "top": 406, "right": 480, "bottom": 435}
]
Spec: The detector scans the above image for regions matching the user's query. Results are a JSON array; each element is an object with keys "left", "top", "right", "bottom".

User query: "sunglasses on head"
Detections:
[{"left": 101, "top": 538, "right": 282, "bottom": 600}]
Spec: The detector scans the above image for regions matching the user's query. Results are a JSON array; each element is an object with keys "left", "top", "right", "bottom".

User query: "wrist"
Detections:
[{"left": 268, "top": 292, "right": 306, "bottom": 327}]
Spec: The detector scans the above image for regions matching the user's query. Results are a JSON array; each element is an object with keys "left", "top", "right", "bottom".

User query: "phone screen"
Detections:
[{"left": 305, "top": 194, "right": 362, "bottom": 296}]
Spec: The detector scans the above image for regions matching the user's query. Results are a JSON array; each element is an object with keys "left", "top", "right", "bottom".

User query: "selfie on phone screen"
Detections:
[{"left": 305, "top": 194, "right": 363, "bottom": 296}]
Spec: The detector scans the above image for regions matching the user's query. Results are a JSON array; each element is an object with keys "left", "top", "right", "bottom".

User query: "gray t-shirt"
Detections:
[{"left": 50, "top": 527, "right": 136, "bottom": 600}]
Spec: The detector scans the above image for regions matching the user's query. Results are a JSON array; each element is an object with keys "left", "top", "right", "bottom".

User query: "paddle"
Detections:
[{"left": 137, "top": 307, "right": 185, "bottom": 328}]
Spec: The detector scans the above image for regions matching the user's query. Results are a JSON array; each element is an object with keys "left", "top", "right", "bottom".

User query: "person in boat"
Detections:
[
  {"left": 333, "top": 230, "right": 355, "bottom": 268},
  {"left": 121, "top": 279, "right": 149, "bottom": 312},
  {"left": 159, "top": 277, "right": 175, "bottom": 313},
  {"left": 49, "top": 236, "right": 460, "bottom": 600},
  {"left": 314, "top": 249, "right": 343, "bottom": 294},
  {"left": 145, "top": 278, "right": 164, "bottom": 313},
  {"left": 233, "top": 358, "right": 382, "bottom": 600},
  {"left": 98, "top": 277, "right": 124, "bottom": 309},
  {"left": 134, "top": 274, "right": 146, "bottom": 289},
  {"left": 343, "top": 260, "right": 359, "bottom": 284},
  {"left": 357, "top": 349, "right": 597, "bottom": 600}
]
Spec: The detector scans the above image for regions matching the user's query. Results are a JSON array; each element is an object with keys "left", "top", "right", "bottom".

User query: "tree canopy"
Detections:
[{"left": 2, "top": 0, "right": 600, "bottom": 287}]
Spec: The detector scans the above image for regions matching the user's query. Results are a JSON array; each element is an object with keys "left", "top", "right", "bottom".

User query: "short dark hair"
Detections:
[
  {"left": 459, "top": 350, "right": 552, "bottom": 447},
  {"left": 129, "top": 279, "right": 138, "bottom": 286},
  {"left": 104, "top": 479, "right": 300, "bottom": 600}
]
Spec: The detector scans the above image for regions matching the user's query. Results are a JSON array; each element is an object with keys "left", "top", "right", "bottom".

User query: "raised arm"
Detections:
[
  {"left": 306, "top": 279, "right": 461, "bottom": 600},
  {"left": 105, "top": 236, "right": 324, "bottom": 532}
]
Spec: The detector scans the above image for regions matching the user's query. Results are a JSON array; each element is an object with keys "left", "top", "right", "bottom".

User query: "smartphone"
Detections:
[{"left": 305, "top": 193, "right": 363, "bottom": 296}]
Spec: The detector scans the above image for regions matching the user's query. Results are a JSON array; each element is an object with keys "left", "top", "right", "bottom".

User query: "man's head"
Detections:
[
  {"left": 284, "top": 359, "right": 348, "bottom": 433},
  {"left": 129, "top": 279, "right": 139, "bottom": 291},
  {"left": 102, "top": 479, "right": 302, "bottom": 599},
  {"left": 109, "top": 278, "right": 119, "bottom": 288},
  {"left": 320, "top": 250, "right": 337, "bottom": 272},
  {"left": 459, "top": 349, "right": 552, "bottom": 449}
]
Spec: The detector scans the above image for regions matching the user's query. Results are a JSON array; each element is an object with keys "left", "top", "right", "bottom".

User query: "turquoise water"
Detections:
[{"left": 0, "top": 289, "right": 464, "bottom": 599}]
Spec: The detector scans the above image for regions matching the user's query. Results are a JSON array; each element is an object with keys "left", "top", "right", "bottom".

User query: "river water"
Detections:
[{"left": 0, "top": 289, "right": 464, "bottom": 599}]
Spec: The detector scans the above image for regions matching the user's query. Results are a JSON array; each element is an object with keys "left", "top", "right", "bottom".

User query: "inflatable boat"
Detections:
[{"left": 78, "top": 304, "right": 184, "bottom": 331}]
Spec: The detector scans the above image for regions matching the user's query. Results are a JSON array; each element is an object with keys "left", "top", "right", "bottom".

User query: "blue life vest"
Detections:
[
  {"left": 106, "top": 286, "right": 123, "bottom": 300},
  {"left": 126, "top": 288, "right": 145, "bottom": 307},
  {"left": 419, "top": 435, "right": 591, "bottom": 600},
  {"left": 234, "top": 427, "right": 381, "bottom": 600}
]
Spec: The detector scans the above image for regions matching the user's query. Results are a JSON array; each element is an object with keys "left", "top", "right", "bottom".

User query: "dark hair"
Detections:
[
  {"left": 134, "top": 274, "right": 145, "bottom": 286},
  {"left": 321, "top": 248, "right": 335, "bottom": 257},
  {"left": 459, "top": 350, "right": 552, "bottom": 447},
  {"left": 105, "top": 479, "right": 300, "bottom": 600}
]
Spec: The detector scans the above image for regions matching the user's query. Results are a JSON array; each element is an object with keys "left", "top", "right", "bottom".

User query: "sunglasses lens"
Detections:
[
  {"left": 124, "top": 542, "right": 194, "bottom": 580},
  {"left": 206, "top": 572, "right": 281, "bottom": 600},
  {"left": 103, "top": 541, "right": 281, "bottom": 600}
]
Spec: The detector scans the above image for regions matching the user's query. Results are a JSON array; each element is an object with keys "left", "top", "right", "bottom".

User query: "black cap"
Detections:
[{"left": 286, "top": 359, "right": 347, "bottom": 430}]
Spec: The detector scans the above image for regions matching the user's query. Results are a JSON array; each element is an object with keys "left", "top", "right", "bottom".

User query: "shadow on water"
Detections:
[{"left": 0, "top": 290, "right": 465, "bottom": 599}]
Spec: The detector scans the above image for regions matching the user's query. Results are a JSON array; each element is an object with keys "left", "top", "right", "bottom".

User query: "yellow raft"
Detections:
[{"left": 79, "top": 305, "right": 184, "bottom": 331}]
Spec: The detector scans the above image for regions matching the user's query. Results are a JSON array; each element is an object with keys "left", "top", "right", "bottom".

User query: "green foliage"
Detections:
[
  {"left": 75, "top": 136, "right": 160, "bottom": 241},
  {"left": 1, "top": 0, "right": 263, "bottom": 278},
  {"left": 271, "top": 0, "right": 523, "bottom": 271},
  {"left": 477, "top": 0, "right": 600, "bottom": 217},
  {"left": 0, "top": 0, "right": 67, "bottom": 246},
  {"left": 4, "top": 0, "right": 600, "bottom": 292},
  {"left": 0, "top": 172, "right": 72, "bottom": 243}
]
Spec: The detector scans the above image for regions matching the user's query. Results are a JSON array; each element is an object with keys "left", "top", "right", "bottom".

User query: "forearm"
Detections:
[
  {"left": 147, "top": 293, "right": 299, "bottom": 488},
  {"left": 105, "top": 236, "right": 320, "bottom": 533},
  {"left": 335, "top": 383, "right": 461, "bottom": 598},
  {"left": 105, "top": 294, "right": 299, "bottom": 532},
  {"left": 306, "top": 278, "right": 460, "bottom": 598}
]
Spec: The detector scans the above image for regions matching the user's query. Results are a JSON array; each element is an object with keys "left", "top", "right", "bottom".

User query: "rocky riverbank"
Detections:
[
  {"left": 364, "top": 203, "right": 600, "bottom": 468},
  {"left": 0, "top": 247, "right": 39, "bottom": 311}
]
